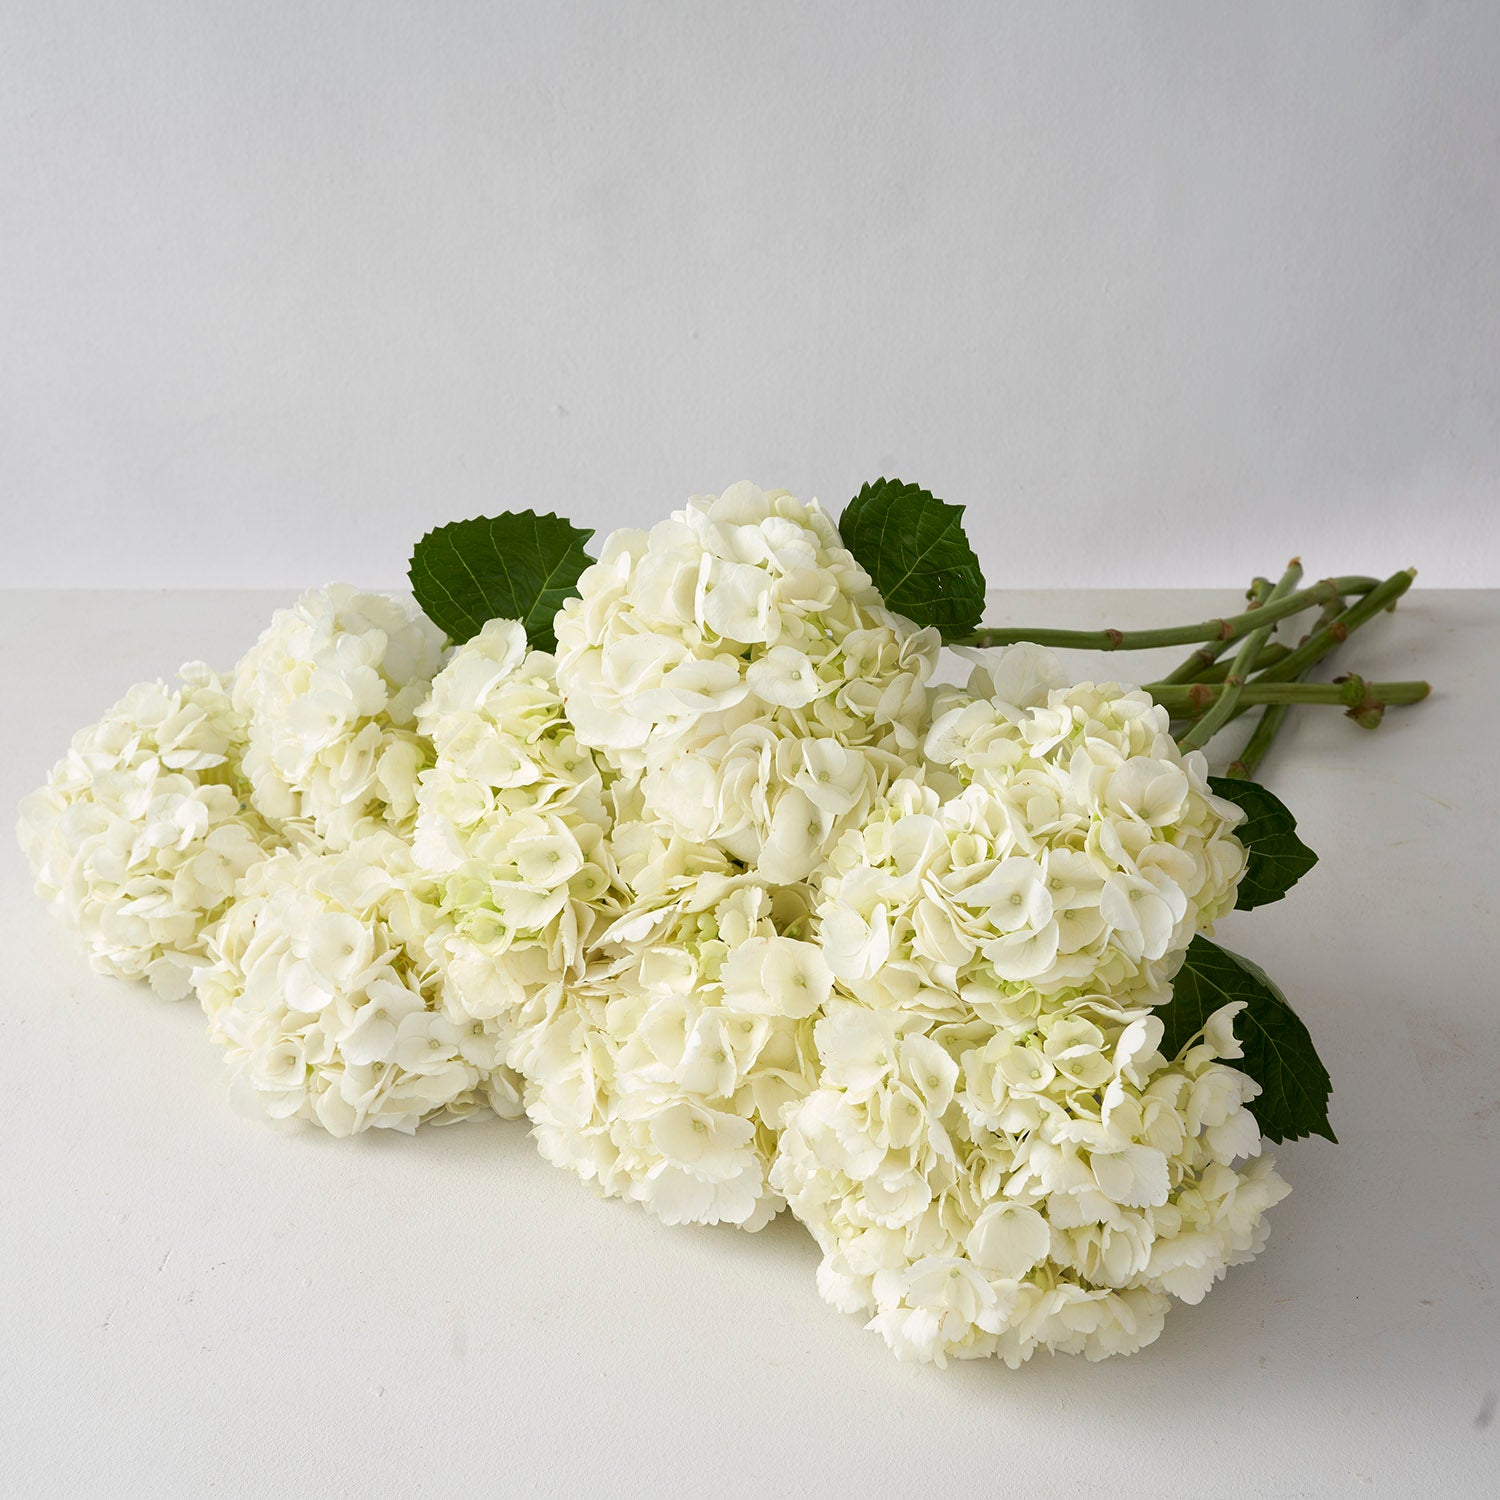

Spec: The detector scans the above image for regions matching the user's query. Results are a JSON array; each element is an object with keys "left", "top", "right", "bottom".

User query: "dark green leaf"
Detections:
[
  {"left": 1208, "top": 775, "right": 1319, "bottom": 910},
  {"left": 1159, "top": 935, "right": 1335, "bottom": 1144},
  {"left": 838, "top": 478, "right": 986, "bottom": 641},
  {"left": 408, "top": 511, "right": 595, "bottom": 652}
]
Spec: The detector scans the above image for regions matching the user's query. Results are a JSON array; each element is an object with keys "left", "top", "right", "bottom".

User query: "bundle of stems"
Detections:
[{"left": 953, "top": 565, "right": 1428, "bottom": 778}]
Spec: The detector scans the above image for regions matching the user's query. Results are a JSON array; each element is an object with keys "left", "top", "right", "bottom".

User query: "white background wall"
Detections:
[{"left": 3, "top": 1, "right": 1497, "bottom": 592}]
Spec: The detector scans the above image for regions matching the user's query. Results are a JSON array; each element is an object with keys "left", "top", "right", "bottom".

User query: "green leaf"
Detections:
[
  {"left": 838, "top": 478, "right": 986, "bottom": 641},
  {"left": 408, "top": 511, "right": 595, "bottom": 652},
  {"left": 1208, "top": 775, "right": 1319, "bottom": 910},
  {"left": 1158, "top": 935, "right": 1336, "bottom": 1144}
]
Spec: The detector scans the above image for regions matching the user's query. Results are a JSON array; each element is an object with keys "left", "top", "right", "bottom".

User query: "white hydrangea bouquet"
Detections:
[{"left": 19, "top": 480, "right": 1429, "bottom": 1368}]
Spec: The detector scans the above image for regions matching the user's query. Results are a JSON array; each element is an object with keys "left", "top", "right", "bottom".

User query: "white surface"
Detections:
[
  {"left": 3, "top": 1, "right": 1499, "bottom": 590},
  {"left": 2, "top": 586, "right": 1495, "bottom": 1499}
]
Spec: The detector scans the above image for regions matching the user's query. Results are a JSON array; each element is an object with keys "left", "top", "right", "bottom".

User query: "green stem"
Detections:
[
  {"left": 1225, "top": 704, "right": 1292, "bottom": 778},
  {"left": 958, "top": 576, "right": 1383, "bottom": 652},
  {"left": 1177, "top": 562, "right": 1303, "bottom": 751},
  {"left": 1249, "top": 568, "right": 1418, "bottom": 688},
  {"left": 1222, "top": 597, "right": 1330, "bottom": 776},
  {"left": 1191, "top": 573, "right": 1383, "bottom": 685},
  {"left": 1213, "top": 567, "right": 1419, "bottom": 731},
  {"left": 1160, "top": 577, "right": 1270, "bottom": 685},
  {"left": 1162, "top": 565, "right": 1379, "bottom": 686},
  {"left": 1194, "top": 640, "right": 1292, "bottom": 682},
  {"left": 1148, "top": 677, "right": 1431, "bottom": 712},
  {"left": 1225, "top": 673, "right": 1307, "bottom": 779}
]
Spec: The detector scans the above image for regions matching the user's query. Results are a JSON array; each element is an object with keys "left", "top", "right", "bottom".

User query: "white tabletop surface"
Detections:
[{"left": 2, "top": 587, "right": 1495, "bottom": 1499}]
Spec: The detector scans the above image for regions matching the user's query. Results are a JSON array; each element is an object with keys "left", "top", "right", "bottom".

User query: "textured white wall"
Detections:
[{"left": 3, "top": 1, "right": 1497, "bottom": 591}]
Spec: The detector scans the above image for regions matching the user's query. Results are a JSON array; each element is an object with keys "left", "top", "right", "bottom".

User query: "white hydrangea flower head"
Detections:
[
  {"left": 772, "top": 994, "right": 1290, "bottom": 1367},
  {"left": 930, "top": 651, "right": 1248, "bottom": 942},
  {"left": 890, "top": 649, "right": 1249, "bottom": 1002},
  {"left": 196, "top": 829, "right": 513, "bottom": 1135},
  {"left": 412, "top": 619, "right": 622, "bottom": 1109},
  {"left": 815, "top": 778, "right": 1201, "bottom": 1016},
  {"left": 765, "top": 648, "right": 1282, "bottom": 1364},
  {"left": 231, "top": 585, "right": 446, "bottom": 849},
  {"left": 18, "top": 662, "right": 280, "bottom": 999},
  {"left": 512, "top": 864, "right": 829, "bottom": 1230},
  {"left": 553, "top": 483, "right": 940, "bottom": 875}
]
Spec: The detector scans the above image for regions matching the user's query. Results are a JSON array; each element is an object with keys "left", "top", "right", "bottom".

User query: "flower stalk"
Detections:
[
  {"left": 1158, "top": 577, "right": 1271, "bottom": 685},
  {"left": 1246, "top": 569, "right": 1417, "bottom": 689},
  {"left": 957, "top": 564, "right": 1427, "bottom": 765},
  {"left": 1146, "top": 677, "right": 1430, "bottom": 712},
  {"left": 1176, "top": 562, "right": 1304, "bottom": 752},
  {"left": 955, "top": 576, "right": 1384, "bottom": 653},
  {"left": 1224, "top": 695, "right": 1298, "bottom": 779}
]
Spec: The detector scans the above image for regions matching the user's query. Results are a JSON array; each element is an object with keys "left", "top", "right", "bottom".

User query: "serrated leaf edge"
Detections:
[
  {"left": 408, "top": 510, "right": 594, "bottom": 649},
  {"left": 840, "top": 477, "right": 986, "bottom": 637},
  {"left": 1209, "top": 775, "right": 1320, "bottom": 912},
  {"left": 1164, "top": 937, "right": 1336, "bottom": 1145}
]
